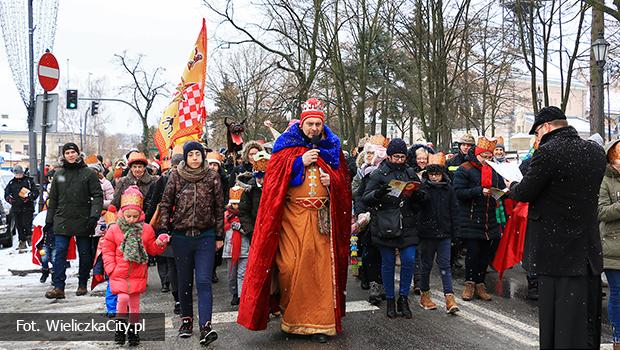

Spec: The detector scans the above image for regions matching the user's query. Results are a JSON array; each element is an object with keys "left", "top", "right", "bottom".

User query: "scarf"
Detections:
[
  {"left": 118, "top": 217, "right": 148, "bottom": 264},
  {"left": 470, "top": 160, "right": 493, "bottom": 189},
  {"left": 224, "top": 209, "right": 242, "bottom": 269},
  {"left": 177, "top": 161, "right": 209, "bottom": 183}
]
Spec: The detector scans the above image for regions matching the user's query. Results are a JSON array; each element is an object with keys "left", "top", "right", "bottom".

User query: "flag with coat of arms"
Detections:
[{"left": 154, "top": 19, "right": 207, "bottom": 159}]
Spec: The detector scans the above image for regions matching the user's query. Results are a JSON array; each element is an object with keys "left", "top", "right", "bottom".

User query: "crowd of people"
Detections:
[{"left": 6, "top": 99, "right": 615, "bottom": 349}]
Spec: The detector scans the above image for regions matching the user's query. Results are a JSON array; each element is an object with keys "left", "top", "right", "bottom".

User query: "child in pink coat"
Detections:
[{"left": 100, "top": 185, "right": 169, "bottom": 346}]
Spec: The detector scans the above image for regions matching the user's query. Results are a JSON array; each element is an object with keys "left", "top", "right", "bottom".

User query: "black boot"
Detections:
[
  {"left": 397, "top": 295, "right": 412, "bottom": 319},
  {"left": 114, "top": 319, "right": 127, "bottom": 345},
  {"left": 127, "top": 323, "right": 140, "bottom": 347},
  {"left": 199, "top": 321, "right": 218, "bottom": 346},
  {"left": 230, "top": 294, "right": 240, "bottom": 306},
  {"left": 386, "top": 298, "right": 396, "bottom": 318},
  {"left": 40, "top": 268, "right": 50, "bottom": 283},
  {"left": 173, "top": 302, "right": 181, "bottom": 315}
]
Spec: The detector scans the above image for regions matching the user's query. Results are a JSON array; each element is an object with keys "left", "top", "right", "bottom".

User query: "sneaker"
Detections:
[
  {"left": 445, "top": 293, "right": 460, "bottom": 314},
  {"left": 199, "top": 321, "right": 218, "bottom": 346},
  {"left": 173, "top": 302, "right": 181, "bottom": 315},
  {"left": 230, "top": 294, "right": 240, "bottom": 306},
  {"left": 45, "top": 288, "right": 65, "bottom": 299},
  {"left": 76, "top": 286, "right": 88, "bottom": 296},
  {"left": 178, "top": 317, "right": 193, "bottom": 338},
  {"left": 419, "top": 291, "right": 437, "bottom": 310}
]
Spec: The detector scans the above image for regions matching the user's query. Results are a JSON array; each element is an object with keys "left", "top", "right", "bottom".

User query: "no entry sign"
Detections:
[{"left": 38, "top": 51, "right": 59, "bottom": 92}]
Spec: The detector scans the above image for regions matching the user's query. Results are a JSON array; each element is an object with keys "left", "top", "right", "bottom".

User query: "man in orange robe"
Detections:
[{"left": 237, "top": 98, "right": 352, "bottom": 343}]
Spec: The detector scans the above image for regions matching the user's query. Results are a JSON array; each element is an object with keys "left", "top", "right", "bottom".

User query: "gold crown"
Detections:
[
  {"left": 229, "top": 186, "right": 244, "bottom": 203},
  {"left": 428, "top": 152, "right": 446, "bottom": 166},
  {"left": 84, "top": 155, "right": 99, "bottom": 165},
  {"left": 206, "top": 152, "right": 225, "bottom": 164},
  {"left": 477, "top": 136, "right": 498, "bottom": 152},
  {"left": 120, "top": 193, "right": 143, "bottom": 209},
  {"left": 252, "top": 151, "right": 271, "bottom": 172},
  {"left": 368, "top": 135, "right": 389, "bottom": 148}
]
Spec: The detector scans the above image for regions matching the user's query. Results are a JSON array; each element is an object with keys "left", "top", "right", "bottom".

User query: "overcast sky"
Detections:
[{"left": 0, "top": 0, "right": 237, "bottom": 134}]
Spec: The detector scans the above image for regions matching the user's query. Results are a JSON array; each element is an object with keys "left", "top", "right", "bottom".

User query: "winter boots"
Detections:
[
  {"left": 40, "top": 268, "right": 50, "bottom": 283},
  {"left": 445, "top": 294, "right": 459, "bottom": 314},
  {"left": 45, "top": 288, "right": 65, "bottom": 299},
  {"left": 173, "top": 302, "right": 181, "bottom": 315},
  {"left": 397, "top": 295, "right": 412, "bottom": 319},
  {"left": 178, "top": 317, "right": 193, "bottom": 338},
  {"left": 76, "top": 286, "right": 87, "bottom": 296},
  {"left": 462, "top": 281, "right": 475, "bottom": 301},
  {"left": 17, "top": 240, "right": 27, "bottom": 250},
  {"left": 475, "top": 283, "right": 492, "bottom": 301},
  {"left": 386, "top": 298, "right": 396, "bottom": 318},
  {"left": 368, "top": 282, "right": 385, "bottom": 306},
  {"left": 230, "top": 294, "right": 240, "bottom": 306},
  {"left": 114, "top": 319, "right": 127, "bottom": 345},
  {"left": 127, "top": 323, "right": 140, "bottom": 347},
  {"left": 199, "top": 321, "right": 218, "bottom": 346},
  {"left": 419, "top": 291, "right": 437, "bottom": 310}
]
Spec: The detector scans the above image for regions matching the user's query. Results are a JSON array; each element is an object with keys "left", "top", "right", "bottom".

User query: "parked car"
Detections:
[{"left": 0, "top": 170, "right": 14, "bottom": 247}]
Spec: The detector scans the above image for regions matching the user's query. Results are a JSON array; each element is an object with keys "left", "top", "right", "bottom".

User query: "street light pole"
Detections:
[
  {"left": 592, "top": 32, "right": 610, "bottom": 141},
  {"left": 536, "top": 86, "right": 543, "bottom": 111}
]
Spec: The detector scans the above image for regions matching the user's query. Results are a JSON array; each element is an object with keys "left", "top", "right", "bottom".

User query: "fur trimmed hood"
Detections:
[{"left": 241, "top": 141, "right": 265, "bottom": 163}]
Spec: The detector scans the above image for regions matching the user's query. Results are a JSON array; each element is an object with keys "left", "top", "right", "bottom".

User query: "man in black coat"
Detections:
[
  {"left": 4, "top": 164, "right": 39, "bottom": 250},
  {"left": 508, "top": 107, "right": 605, "bottom": 349},
  {"left": 44, "top": 142, "right": 103, "bottom": 300}
]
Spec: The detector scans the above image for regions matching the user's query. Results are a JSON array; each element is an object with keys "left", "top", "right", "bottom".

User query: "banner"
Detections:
[{"left": 154, "top": 19, "right": 207, "bottom": 157}]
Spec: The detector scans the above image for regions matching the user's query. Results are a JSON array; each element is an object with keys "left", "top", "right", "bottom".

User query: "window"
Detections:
[
  {"left": 5, "top": 144, "right": 11, "bottom": 153},
  {"left": 23, "top": 145, "right": 28, "bottom": 155}
]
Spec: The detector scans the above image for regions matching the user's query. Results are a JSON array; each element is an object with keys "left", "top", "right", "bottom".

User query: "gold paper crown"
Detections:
[
  {"left": 252, "top": 151, "right": 271, "bottom": 172},
  {"left": 206, "top": 152, "right": 225, "bottom": 164},
  {"left": 85, "top": 155, "right": 99, "bottom": 165},
  {"left": 229, "top": 186, "right": 244, "bottom": 203},
  {"left": 120, "top": 192, "right": 143, "bottom": 209},
  {"left": 368, "top": 135, "right": 389, "bottom": 148},
  {"left": 428, "top": 152, "right": 446, "bottom": 167},
  {"left": 477, "top": 136, "right": 498, "bottom": 152}
]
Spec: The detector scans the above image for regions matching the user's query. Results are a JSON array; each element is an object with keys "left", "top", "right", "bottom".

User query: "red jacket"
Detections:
[{"left": 100, "top": 222, "right": 165, "bottom": 294}]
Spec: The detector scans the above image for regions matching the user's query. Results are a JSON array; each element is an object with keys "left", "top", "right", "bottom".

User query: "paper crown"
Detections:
[
  {"left": 476, "top": 136, "right": 498, "bottom": 153},
  {"left": 206, "top": 151, "right": 225, "bottom": 165},
  {"left": 428, "top": 152, "right": 446, "bottom": 166},
  {"left": 84, "top": 155, "right": 99, "bottom": 165},
  {"left": 120, "top": 185, "right": 143, "bottom": 211},
  {"left": 300, "top": 98, "right": 325, "bottom": 123},
  {"left": 368, "top": 134, "right": 389, "bottom": 148},
  {"left": 229, "top": 186, "right": 244, "bottom": 204},
  {"left": 252, "top": 151, "right": 271, "bottom": 172}
]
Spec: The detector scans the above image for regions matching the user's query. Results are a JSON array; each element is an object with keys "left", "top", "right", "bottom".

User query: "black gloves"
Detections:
[
  {"left": 43, "top": 223, "right": 52, "bottom": 235},
  {"left": 374, "top": 183, "right": 390, "bottom": 199}
]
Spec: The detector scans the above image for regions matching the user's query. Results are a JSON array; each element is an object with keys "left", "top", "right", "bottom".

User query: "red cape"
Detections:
[
  {"left": 492, "top": 202, "right": 528, "bottom": 280},
  {"left": 237, "top": 146, "right": 352, "bottom": 333}
]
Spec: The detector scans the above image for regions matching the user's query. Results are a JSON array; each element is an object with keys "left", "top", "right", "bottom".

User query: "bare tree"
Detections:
[{"left": 114, "top": 51, "right": 168, "bottom": 151}]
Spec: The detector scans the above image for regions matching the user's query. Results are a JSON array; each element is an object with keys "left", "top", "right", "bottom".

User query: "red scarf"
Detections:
[
  {"left": 224, "top": 210, "right": 242, "bottom": 268},
  {"left": 470, "top": 160, "right": 493, "bottom": 188}
]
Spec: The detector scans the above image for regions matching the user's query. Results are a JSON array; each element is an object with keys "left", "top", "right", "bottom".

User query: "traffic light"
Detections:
[
  {"left": 91, "top": 101, "right": 99, "bottom": 116},
  {"left": 66, "top": 89, "right": 78, "bottom": 109}
]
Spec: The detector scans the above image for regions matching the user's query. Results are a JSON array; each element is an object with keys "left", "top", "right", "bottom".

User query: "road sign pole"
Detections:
[{"left": 38, "top": 91, "right": 49, "bottom": 212}]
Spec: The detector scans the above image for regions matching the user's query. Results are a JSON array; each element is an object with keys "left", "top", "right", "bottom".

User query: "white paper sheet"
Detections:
[{"left": 487, "top": 161, "right": 523, "bottom": 183}]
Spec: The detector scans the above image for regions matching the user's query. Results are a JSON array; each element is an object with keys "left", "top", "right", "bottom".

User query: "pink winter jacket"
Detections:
[{"left": 100, "top": 222, "right": 166, "bottom": 294}]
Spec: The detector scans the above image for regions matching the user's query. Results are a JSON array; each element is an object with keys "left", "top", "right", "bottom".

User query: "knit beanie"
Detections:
[
  {"left": 183, "top": 141, "right": 205, "bottom": 163},
  {"left": 171, "top": 154, "right": 184, "bottom": 167},
  {"left": 62, "top": 142, "right": 80, "bottom": 155},
  {"left": 13, "top": 165, "right": 24, "bottom": 175},
  {"left": 387, "top": 138, "right": 407, "bottom": 156}
]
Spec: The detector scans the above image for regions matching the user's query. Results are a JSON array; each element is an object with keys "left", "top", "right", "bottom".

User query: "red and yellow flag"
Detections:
[{"left": 154, "top": 19, "right": 207, "bottom": 158}]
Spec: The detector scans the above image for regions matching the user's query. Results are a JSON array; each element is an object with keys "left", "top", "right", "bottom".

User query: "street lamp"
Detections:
[
  {"left": 592, "top": 32, "right": 610, "bottom": 140},
  {"left": 536, "top": 86, "right": 543, "bottom": 111}
]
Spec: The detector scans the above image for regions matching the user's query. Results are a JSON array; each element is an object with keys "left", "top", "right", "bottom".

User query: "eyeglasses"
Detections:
[
  {"left": 391, "top": 155, "right": 407, "bottom": 160},
  {"left": 534, "top": 123, "right": 547, "bottom": 137}
]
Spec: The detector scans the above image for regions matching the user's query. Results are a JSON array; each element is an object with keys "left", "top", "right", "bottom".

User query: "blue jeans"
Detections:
[
  {"left": 419, "top": 238, "right": 453, "bottom": 294},
  {"left": 379, "top": 245, "right": 416, "bottom": 299},
  {"left": 172, "top": 234, "right": 215, "bottom": 327},
  {"left": 606, "top": 269, "right": 620, "bottom": 343},
  {"left": 52, "top": 235, "right": 93, "bottom": 290}
]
